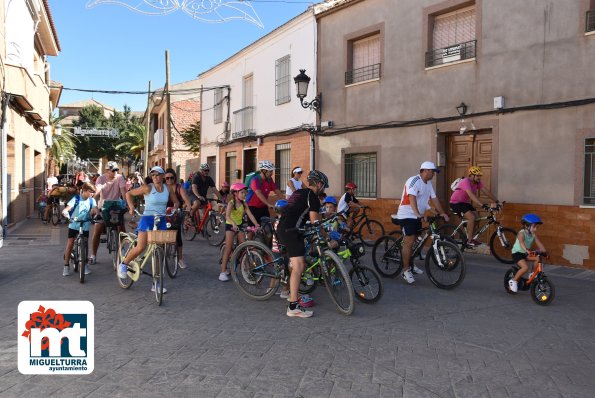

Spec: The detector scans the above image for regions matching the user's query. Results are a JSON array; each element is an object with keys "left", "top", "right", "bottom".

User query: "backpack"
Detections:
[
  {"left": 450, "top": 177, "right": 464, "bottom": 191},
  {"left": 69, "top": 194, "right": 96, "bottom": 218},
  {"left": 244, "top": 171, "right": 262, "bottom": 203}
]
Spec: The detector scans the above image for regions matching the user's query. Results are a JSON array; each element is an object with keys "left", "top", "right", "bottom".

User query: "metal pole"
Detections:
[
  {"left": 144, "top": 80, "right": 152, "bottom": 177},
  {"left": 165, "top": 50, "right": 173, "bottom": 169},
  {"left": 1, "top": 93, "right": 11, "bottom": 242}
]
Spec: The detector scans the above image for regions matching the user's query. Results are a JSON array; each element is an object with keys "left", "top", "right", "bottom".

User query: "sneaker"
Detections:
[
  {"left": 218, "top": 272, "right": 230, "bottom": 282},
  {"left": 88, "top": 255, "right": 96, "bottom": 265},
  {"left": 279, "top": 290, "right": 290, "bottom": 299},
  {"left": 299, "top": 295, "right": 314, "bottom": 308},
  {"left": 178, "top": 259, "right": 187, "bottom": 269},
  {"left": 412, "top": 265, "right": 424, "bottom": 275},
  {"left": 43, "top": 221, "right": 47, "bottom": 225},
  {"left": 118, "top": 263, "right": 128, "bottom": 279},
  {"left": 151, "top": 282, "right": 168, "bottom": 294},
  {"left": 508, "top": 279, "right": 518, "bottom": 293},
  {"left": 402, "top": 269, "right": 415, "bottom": 284},
  {"left": 287, "top": 304, "right": 313, "bottom": 318},
  {"left": 62, "top": 266, "right": 72, "bottom": 277},
  {"left": 84, "top": 265, "right": 92, "bottom": 275},
  {"left": 468, "top": 239, "right": 483, "bottom": 247}
]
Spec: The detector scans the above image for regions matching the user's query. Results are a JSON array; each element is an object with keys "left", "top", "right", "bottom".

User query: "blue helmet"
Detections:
[
  {"left": 323, "top": 196, "right": 337, "bottom": 205},
  {"left": 274, "top": 199, "right": 288, "bottom": 209},
  {"left": 521, "top": 213, "right": 543, "bottom": 225}
]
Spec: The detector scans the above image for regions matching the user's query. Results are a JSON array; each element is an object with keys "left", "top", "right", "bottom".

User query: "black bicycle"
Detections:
[
  {"left": 67, "top": 216, "right": 98, "bottom": 284},
  {"left": 343, "top": 205, "right": 385, "bottom": 247}
]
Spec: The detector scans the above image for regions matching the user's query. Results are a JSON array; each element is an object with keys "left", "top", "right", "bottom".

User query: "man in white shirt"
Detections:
[
  {"left": 396, "top": 161, "right": 449, "bottom": 284},
  {"left": 46, "top": 174, "right": 58, "bottom": 194}
]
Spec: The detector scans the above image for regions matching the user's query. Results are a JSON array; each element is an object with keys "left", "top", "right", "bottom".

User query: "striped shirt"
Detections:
[{"left": 396, "top": 175, "right": 436, "bottom": 219}]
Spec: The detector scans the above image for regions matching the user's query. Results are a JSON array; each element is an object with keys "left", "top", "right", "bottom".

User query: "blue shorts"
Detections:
[{"left": 137, "top": 215, "right": 166, "bottom": 233}]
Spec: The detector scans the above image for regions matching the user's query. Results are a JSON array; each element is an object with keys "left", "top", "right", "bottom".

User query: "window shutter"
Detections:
[
  {"left": 353, "top": 35, "right": 380, "bottom": 70},
  {"left": 433, "top": 6, "right": 476, "bottom": 49}
]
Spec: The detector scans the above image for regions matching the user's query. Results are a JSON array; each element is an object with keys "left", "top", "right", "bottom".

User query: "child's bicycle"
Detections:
[
  {"left": 218, "top": 224, "right": 261, "bottom": 268},
  {"left": 372, "top": 216, "right": 466, "bottom": 289},
  {"left": 116, "top": 210, "right": 177, "bottom": 305},
  {"left": 180, "top": 199, "right": 225, "bottom": 246},
  {"left": 38, "top": 202, "right": 47, "bottom": 221},
  {"left": 504, "top": 250, "right": 555, "bottom": 305},
  {"left": 67, "top": 216, "right": 99, "bottom": 284},
  {"left": 344, "top": 205, "right": 385, "bottom": 247}
]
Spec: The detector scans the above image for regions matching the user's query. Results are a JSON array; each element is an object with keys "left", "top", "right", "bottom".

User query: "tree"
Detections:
[
  {"left": 116, "top": 124, "right": 145, "bottom": 160},
  {"left": 47, "top": 113, "right": 78, "bottom": 175},
  {"left": 179, "top": 121, "right": 201, "bottom": 154}
]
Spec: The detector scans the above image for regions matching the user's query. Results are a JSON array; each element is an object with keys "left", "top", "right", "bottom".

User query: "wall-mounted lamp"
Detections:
[
  {"left": 294, "top": 69, "right": 321, "bottom": 115},
  {"left": 456, "top": 102, "right": 468, "bottom": 117}
]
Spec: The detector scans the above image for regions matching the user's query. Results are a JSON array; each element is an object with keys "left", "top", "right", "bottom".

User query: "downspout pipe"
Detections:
[{"left": 1, "top": 93, "right": 11, "bottom": 243}]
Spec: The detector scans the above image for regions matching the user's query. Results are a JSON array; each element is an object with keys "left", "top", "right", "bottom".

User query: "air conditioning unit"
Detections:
[{"left": 154, "top": 129, "right": 164, "bottom": 147}]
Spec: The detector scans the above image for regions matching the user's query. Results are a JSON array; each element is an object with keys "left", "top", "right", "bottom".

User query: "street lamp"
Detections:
[
  {"left": 456, "top": 102, "right": 468, "bottom": 117},
  {"left": 294, "top": 69, "right": 321, "bottom": 115}
]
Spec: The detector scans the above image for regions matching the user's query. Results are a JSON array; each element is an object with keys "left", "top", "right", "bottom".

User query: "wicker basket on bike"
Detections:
[{"left": 102, "top": 200, "right": 127, "bottom": 228}]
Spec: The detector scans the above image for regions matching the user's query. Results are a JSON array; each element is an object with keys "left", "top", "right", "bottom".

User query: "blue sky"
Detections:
[{"left": 50, "top": 1, "right": 312, "bottom": 112}]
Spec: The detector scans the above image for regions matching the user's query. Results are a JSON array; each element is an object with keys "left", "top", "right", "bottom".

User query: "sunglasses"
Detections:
[{"left": 165, "top": 176, "right": 175, "bottom": 180}]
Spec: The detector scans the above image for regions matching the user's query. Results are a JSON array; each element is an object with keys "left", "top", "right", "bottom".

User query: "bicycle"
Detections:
[
  {"left": 116, "top": 210, "right": 177, "bottom": 305},
  {"left": 230, "top": 219, "right": 355, "bottom": 316},
  {"left": 336, "top": 238, "right": 383, "bottom": 303},
  {"left": 343, "top": 205, "right": 385, "bottom": 247},
  {"left": 164, "top": 208, "right": 184, "bottom": 279},
  {"left": 218, "top": 224, "right": 261, "bottom": 269},
  {"left": 437, "top": 202, "right": 517, "bottom": 264},
  {"left": 181, "top": 199, "right": 225, "bottom": 246},
  {"left": 504, "top": 250, "right": 555, "bottom": 305},
  {"left": 47, "top": 200, "right": 61, "bottom": 226},
  {"left": 67, "top": 216, "right": 99, "bottom": 284},
  {"left": 103, "top": 203, "right": 127, "bottom": 270},
  {"left": 38, "top": 202, "right": 47, "bottom": 221},
  {"left": 372, "top": 216, "right": 466, "bottom": 289}
]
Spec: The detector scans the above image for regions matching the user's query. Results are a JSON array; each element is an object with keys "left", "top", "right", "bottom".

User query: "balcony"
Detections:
[
  {"left": 425, "top": 40, "right": 476, "bottom": 68},
  {"left": 232, "top": 106, "right": 256, "bottom": 140},
  {"left": 345, "top": 63, "right": 381, "bottom": 85},
  {"left": 587, "top": 9, "right": 595, "bottom": 33}
]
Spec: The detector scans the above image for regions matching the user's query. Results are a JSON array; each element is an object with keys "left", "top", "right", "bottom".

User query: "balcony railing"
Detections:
[
  {"left": 345, "top": 63, "right": 381, "bottom": 85},
  {"left": 425, "top": 40, "right": 476, "bottom": 68},
  {"left": 587, "top": 9, "right": 595, "bottom": 33},
  {"left": 232, "top": 106, "right": 256, "bottom": 140}
]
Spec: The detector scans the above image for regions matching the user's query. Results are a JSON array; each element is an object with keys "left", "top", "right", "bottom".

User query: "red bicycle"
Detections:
[{"left": 181, "top": 200, "right": 225, "bottom": 246}]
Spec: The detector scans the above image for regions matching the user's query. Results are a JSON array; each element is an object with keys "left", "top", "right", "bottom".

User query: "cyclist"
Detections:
[
  {"left": 338, "top": 182, "right": 363, "bottom": 228},
  {"left": 285, "top": 166, "right": 304, "bottom": 198},
  {"left": 396, "top": 161, "right": 450, "bottom": 284},
  {"left": 61, "top": 182, "right": 99, "bottom": 276},
  {"left": 189, "top": 164, "right": 222, "bottom": 219},
  {"left": 164, "top": 168, "right": 193, "bottom": 269},
  {"left": 219, "top": 183, "right": 260, "bottom": 282},
  {"left": 219, "top": 181, "right": 231, "bottom": 204},
  {"left": 89, "top": 161, "right": 127, "bottom": 265},
  {"left": 322, "top": 196, "right": 347, "bottom": 249},
  {"left": 277, "top": 170, "right": 329, "bottom": 318},
  {"left": 449, "top": 166, "right": 499, "bottom": 246},
  {"left": 36, "top": 192, "right": 48, "bottom": 223},
  {"left": 246, "top": 160, "right": 285, "bottom": 226},
  {"left": 508, "top": 214, "right": 547, "bottom": 293},
  {"left": 119, "top": 166, "right": 180, "bottom": 293}
]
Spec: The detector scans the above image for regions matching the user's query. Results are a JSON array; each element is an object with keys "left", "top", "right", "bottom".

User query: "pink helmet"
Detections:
[{"left": 231, "top": 182, "right": 248, "bottom": 192}]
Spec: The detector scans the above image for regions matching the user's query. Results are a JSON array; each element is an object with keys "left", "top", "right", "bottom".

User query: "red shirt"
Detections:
[{"left": 247, "top": 175, "right": 276, "bottom": 208}]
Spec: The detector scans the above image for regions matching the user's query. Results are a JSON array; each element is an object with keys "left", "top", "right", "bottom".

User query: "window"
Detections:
[
  {"left": 207, "top": 156, "right": 217, "bottom": 180},
  {"left": 344, "top": 153, "right": 377, "bottom": 198},
  {"left": 225, "top": 152, "right": 236, "bottom": 185},
  {"left": 346, "top": 34, "right": 381, "bottom": 85},
  {"left": 588, "top": 0, "right": 595, "bottom": 32},
  {"left": 426, "top": 5, "right": 476, "bottom": 67},
  {"left": 214, "top": 88, "right": 223, "bottom": 124},
  {"left": 275, "top": 143, "right": 291, "bottom": 191},
  {"left": 275, "top": 55, "right": 291, "bottom": 105},
  {"left": 584, "top": 138, "right": 595, "bottom": 205}
]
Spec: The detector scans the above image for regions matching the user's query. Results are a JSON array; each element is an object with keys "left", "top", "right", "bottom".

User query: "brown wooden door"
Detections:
[{"left": 446, "top": 132, "right": 492, "bottom": 199}]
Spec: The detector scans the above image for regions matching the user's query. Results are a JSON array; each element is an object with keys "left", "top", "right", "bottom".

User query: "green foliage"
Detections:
[
  {"left": 179, "top": 121, "right": 201, "bottom": 154},
  {"left": 48, "top": 113, "right": 77, "bottom": 171},
  {"left": 116, "top": 124, "right": 145, "bottom": 160}
]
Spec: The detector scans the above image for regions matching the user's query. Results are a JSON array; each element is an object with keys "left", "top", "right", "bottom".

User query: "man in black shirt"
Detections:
[
  {"left": 277, "top": 170, "right": 329, "bottom": 318},
  {"left": 190, "top": 163, "right": 222, "bottom": 217}
]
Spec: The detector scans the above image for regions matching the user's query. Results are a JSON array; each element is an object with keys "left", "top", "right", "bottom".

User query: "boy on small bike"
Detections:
[
  {"left": 61, "top": 182, "right": 98, "bottom": 277},
  {"left": 338, "top": 182, "right": 363, "bottom": 228},
  {"left": 508, "top": 214, "right": 547, "bottom": 293}
]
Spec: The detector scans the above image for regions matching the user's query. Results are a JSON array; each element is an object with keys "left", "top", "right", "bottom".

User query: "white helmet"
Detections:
[{"left": 258, "top": 160, "right": 275, "bottom": 171}]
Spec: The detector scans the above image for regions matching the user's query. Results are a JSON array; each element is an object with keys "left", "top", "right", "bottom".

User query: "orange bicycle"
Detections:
[
  {"left": 181, "top": 200, "right": 225, "bottom": 246},
  {"left": 504, "top": 250, "right": 555, "bottom": 305}
]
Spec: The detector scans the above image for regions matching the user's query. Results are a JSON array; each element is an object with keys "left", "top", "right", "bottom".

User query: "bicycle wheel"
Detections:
[
  {"left": 117, "top": 236, "right": 135, "bottom": 289},
  {"left": 530, "top": 275, "right": 555, "bottom": 305},
  {"left": 437, "top": 224, "right": 466, "bottom": 248},
  {"left": 205, "top": 213, "right": 226, "bottom": 246},
  {"left": 349, "top": 265, "right": 383, "bottom": 303},
  {"left": 299, "top": 261, "right": 320, "bottom": 294},
  {"left": 372, "top": 235, "right": 403, "bottom": 278},
  {"left": 181, "top": 213, "right": 197, "bottom": 241},
  {"left": 358, "top": 220, "right": 385, "bottom": 247},
  {"left": 425, "top": 240, "right": 466, "bottom": 289},
  {"left": 78, "top": 237, "right": 88, "bottom": 284},
  {"left": 152, "top": 245, "right": 165, "bottom": 305},
  {"left": 490, "top": 227, "right": 517, "bottom": 264},
  {"left": 503, "top": 268, "right": 517, "bottom": 294},
  {"left": 109, "top": 228, "right": 119, "bottom": 269},
  {"left": 230, "top": 240, "right": 279, "bottom": 300},
  {"left": 320, "top": 249, "right": 354, "bottom": 315},
  {"left": 165, "top": 243, "right": 178, "bottom": 278},
  {"left": 51, "top": 206, "right": 60, "bottom": 226}
]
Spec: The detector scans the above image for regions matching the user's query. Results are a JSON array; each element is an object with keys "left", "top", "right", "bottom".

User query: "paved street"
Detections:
[{"left": 1, "top": 217, "right": 595, "bottom": 397}]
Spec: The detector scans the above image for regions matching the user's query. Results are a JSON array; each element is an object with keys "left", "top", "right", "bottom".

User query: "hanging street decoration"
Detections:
[
  {"left": 73, "top": 127, "right": 119, "bottom": 138},
  {"left": 86, "top": 0, "right": 264, "bottom": 29}
]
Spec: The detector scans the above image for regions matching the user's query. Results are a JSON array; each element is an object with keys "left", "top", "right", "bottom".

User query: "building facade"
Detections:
[
  {"left": 1, "top": 0, "right": 60, "bottom": 245},
  {"left": 315, "top": 0, "right": 595, "bottom": 268}
]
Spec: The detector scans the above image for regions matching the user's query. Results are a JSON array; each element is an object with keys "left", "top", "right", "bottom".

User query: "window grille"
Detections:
[
  {"left": 275, "top": 55, "right": 291, "bottom": 105},
  {"left": 344, "top": 153, "right": 377, "bottom": 198},
  {"left": 225, "top": 152, "right": 236, "bottom": 185},
  {"left": 346, "top": 34, "right": 381, "bottom": 84},
  {"left": 584, "top": 138, "right": 595, "bottom": 205},
  {"left": 275, "top": 143, "right": 291, "bottom": 191}
]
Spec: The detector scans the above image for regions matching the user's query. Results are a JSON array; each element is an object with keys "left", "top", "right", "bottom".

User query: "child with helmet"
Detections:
[
  {"left": 508, "top": 214, "right": 547, "bottom": 293},
  {"left": 322, "top": 196, "right": 347, "bottom": 249},
  {"left": 219, "top": 182, "right": 260, "bottom": 282}
]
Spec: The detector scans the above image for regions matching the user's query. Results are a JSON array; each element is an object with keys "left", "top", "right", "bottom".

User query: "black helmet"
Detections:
[{"left": 307, "top": 170, "right": 329, "bottom": 188}]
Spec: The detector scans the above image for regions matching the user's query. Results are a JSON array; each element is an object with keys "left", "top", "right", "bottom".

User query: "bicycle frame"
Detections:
[
  {"left": 450, "top": 206, "right": 503, "bottom": 242},
  {"left": 188, "top": 201, "right": 214, "bottom": 234}
]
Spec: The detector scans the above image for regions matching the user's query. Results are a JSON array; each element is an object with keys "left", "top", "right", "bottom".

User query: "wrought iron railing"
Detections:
[
  {"left": 232, "top": 106, "right": 256, "bottom": 139},
  {"left": 587, "top": 9, "right": 595, "bottom": 32},
  {"left": 425, "top": 40, "right": 476, "bottom": 68},
  {"left": 345, "top": 63, "right": 381, "bottom": 85}
]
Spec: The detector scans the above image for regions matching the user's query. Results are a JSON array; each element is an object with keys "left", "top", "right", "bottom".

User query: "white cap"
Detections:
[
  {"left": 292, "top": 167, "right": 303, "bottom": 174},
  {"left": 420, "top": 161, "right": 440, "bottom": 172},
  {"left": 150, "top": 166, "right": 165, "bottom": 175}
]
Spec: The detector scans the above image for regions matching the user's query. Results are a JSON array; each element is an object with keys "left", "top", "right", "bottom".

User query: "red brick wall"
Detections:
[
  {"left": 171, "top": 100, "right": 200, "bottom": 179},
  {"left": 359, "top": 198, "right": 595, "bottom": 270}
]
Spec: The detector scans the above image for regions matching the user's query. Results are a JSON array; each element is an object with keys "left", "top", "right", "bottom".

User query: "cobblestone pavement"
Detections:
[{"left": 1, "top": 217, "right": 595, "bottom": 397}]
